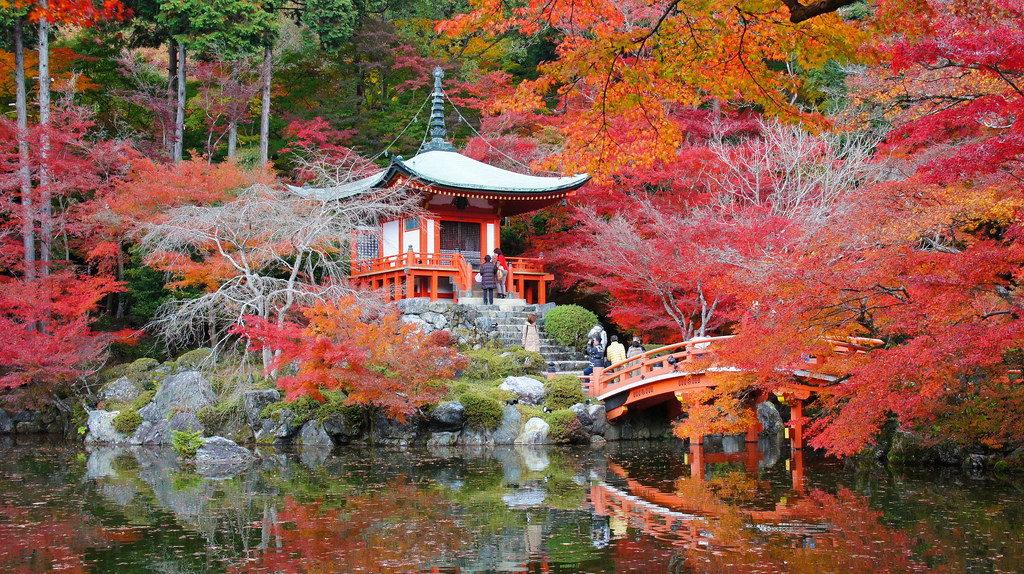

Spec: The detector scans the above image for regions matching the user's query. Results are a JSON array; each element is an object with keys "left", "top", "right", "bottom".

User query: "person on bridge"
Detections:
[
  {"left": 606, "top": 335, "right": 626, "bottom": 366},
  {"left": 522, "top": 313, "right": 540, "bottom": 353},
  {"left": 626, "top": 338, "right": 646, "bottom": 359},
  {"left": 588, "top": 323, "right": 608, "bottom": 350}
]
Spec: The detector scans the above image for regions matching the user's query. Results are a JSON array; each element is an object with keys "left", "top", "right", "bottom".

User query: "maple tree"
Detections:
[
  {"left": 438, "top": 0, "right": 865, "bottom": 178},
  {"left": 235, "top": 296, "right": 467, "bottom": 420}
]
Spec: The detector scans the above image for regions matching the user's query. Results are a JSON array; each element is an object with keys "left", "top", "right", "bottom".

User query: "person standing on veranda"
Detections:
[
  {"left": 479, "top": 255, "right": 498, "bottom": 305},
  {"left": 522, "top": 313, "right": 540, "bottom": 353},
  {"left": 493, "top": 248, "right": 509, "bottom": 299}
]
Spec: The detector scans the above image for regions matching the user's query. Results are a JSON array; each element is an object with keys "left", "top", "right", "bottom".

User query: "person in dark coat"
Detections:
[{"left": 479, "top": 254, "right": 498, "bottom": 305}]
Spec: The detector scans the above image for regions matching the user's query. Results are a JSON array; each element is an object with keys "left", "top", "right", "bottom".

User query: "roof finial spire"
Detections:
[{"left": 420, "top": 67, "right": 455, "bottom": 153}]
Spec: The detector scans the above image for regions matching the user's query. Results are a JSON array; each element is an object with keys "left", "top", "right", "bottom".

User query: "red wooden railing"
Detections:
[
  {"left": 349, "top": 251, "right": 554, "bottom": 303},
  {"left": 584, "top": 336, "right": 733, "bottom": 399}
]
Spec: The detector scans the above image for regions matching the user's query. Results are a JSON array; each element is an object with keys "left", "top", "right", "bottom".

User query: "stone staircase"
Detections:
[{"left": 470, "top": 303, "right": 591, "bottom": 375}]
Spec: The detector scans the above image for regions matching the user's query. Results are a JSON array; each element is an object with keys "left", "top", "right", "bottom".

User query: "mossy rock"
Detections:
[
  {"left": 175, "top": 348, "right": 214, "bottom": 370},
  {"left": 459, "top": 391, "right": 504, "bottom": 431},
  {"left": 112, "top": 410, "right": 143, "bottom": 435},
  {"left": 546, "top": 409, "right": 588, "bottom": 444},
  {"left": 125, "top": 358, "right": 160, "bottom": 384},
  {"left": 544, "top": 375, "right": 585, "bottom": 411}
]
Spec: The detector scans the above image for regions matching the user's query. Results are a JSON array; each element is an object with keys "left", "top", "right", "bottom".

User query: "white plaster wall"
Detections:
[
  {"left": 486, "top": 222, "right": 496, "bottom": 257},
  {"left": 382, "top": 220, "right": 400, "bottom": 257},
  {"left": 403, "top": 223, "right": 420, "bottom": 253},
  {"left": 426, "top": 219, "right": 435, "bottom": 253}
]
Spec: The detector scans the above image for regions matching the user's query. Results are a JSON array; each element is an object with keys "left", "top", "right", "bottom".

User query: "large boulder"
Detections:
[
  {"left": 0, "top": 409, "right": 13, "bottom": 434},
  {"left": 372, "top": 411, "right": 421, "bottom": 446},
  {"left": 492, "top": 405, "right": 523, "bottom": 445},
  {"left": 586, "top": 404, "right": 606, "bottom": 436},
  {"left": 98, "top": 377, "right": 142, "bottom": 404},
  {"left": 138, "top": 371, "right": 216, "bottom": 421},
  {"left": 427, "top": 431, "right": 460, "bottom": 447},
  {"left": 499, "top": 376, "right": 545, "bottom": 406},
  {"left": 243, "top": 389, "right": 281, "bottom": 428},
  {"left": 515, "top": 417, "right": 551, "bottom": 445},
  {"left": 322, "top": 414, "right": 359, "bottom": 444},
  {"left": 196, "top": 436, "right": 254, "bottom": 477},
  {"left": 571, "top": 404, "right": 594, "bottom": 432},
  {"left": 757, "top": 401, "right": 783, "bottom": 435},
  {"left": 297, "top": 421, "right": 332, "bottom": 447},
  {"left": 85, "top": 410, "right": 129, "bottom": 444},
  {"left": 429, "top": 402, "right": 466, "bottom": 431}
]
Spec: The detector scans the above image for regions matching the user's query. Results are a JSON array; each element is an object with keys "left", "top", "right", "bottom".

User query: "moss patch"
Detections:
[{"left": 112, "top": 410, "right": 143, "bottom": 435}]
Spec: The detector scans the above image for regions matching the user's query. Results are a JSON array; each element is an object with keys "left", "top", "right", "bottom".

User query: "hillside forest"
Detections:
[{"left": 3, "top": 0, "right": 1024, "bottom": 457}]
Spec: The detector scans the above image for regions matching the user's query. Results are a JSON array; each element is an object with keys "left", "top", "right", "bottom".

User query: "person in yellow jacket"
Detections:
[{"left": 606, "top": 335, "right": 626, "bottom": 366}]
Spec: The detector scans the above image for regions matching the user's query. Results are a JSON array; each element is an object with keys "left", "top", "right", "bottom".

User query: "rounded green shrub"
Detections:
[
  {"left": 543, "top": 305, "right": 598, "bottom": 351},
  {"left": 544, "top": 375, "right": 586, "bottom": 410},
  {"left": 112, "top": 410, "right": 143, "bottom": 435},
  {"left": 460, "top": 391, "right": 504, "bottom": 430}
]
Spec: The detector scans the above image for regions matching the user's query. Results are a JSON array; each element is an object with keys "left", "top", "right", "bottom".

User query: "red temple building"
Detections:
[{"left": 293, "top": 68, "right": 589, "bottom": 304}]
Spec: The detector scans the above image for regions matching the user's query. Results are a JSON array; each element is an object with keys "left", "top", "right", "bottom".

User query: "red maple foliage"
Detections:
[{"left": 235, "top": 296, "right": 468, "bottom": 420}]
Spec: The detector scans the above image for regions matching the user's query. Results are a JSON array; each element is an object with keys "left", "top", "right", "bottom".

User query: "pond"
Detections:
[{"left": 1, "top": 435, "right": 1022, "bottom": 573}]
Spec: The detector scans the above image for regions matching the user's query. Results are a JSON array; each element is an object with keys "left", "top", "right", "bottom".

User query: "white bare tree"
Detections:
[
  {"left": 138, "top": 174, "right": 420, "bottom": 369},
  {"left": 704, "top": 118, "right": 880, "bottom": 228}
]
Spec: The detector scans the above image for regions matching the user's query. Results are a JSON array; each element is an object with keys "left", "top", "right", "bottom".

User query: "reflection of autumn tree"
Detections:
[{"left": 231, "top": 477, "right": 469, "bottom": 573}]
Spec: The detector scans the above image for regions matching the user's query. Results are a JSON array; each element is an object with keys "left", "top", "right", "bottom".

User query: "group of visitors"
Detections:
[
  {"left": 478, "top": 248, "right": 509, "bottom": 305},
  {"left": 583, "top": 323, "right": 646, "bottom": 379}
]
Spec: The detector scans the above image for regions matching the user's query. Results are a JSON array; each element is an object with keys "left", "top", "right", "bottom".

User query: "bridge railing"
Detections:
[{"left": 584, "top": 336, "right": 735, "bottom": 398}]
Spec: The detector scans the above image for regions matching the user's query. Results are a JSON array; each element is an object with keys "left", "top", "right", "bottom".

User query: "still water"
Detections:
[{"left": 1, "top": 435, "right": 1022, "bottom": 573}]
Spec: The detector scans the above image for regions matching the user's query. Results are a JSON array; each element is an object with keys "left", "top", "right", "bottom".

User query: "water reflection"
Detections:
[{"left": 0, "top": 436, "right": 1022, "bottom": 573}]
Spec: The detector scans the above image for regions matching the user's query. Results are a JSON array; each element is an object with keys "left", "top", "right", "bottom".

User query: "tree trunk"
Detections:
[
  {"left": 167, "top": 39, "right": 178, "bottom": 157},
  {"left": 259, "top": 45, "right": 272, "bottom": 166},
  {"left": 173, "top": 41, "right": 186, "bottom": 163},
  {"left": 14, "top": 19, "right": 34, "bottom": 281},
  {"left": 227, "top": 62, "right": 238, "bottom": 158},
  {"left": 38, "top": 4, "right": 52, "bottom": 274}
]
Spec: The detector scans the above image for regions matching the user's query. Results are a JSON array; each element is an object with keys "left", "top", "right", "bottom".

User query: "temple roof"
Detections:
[
  {"left": 288, "top": 151, "right": 588, "bottom": 201},
  {"left": 287, "top": 67, "right": 588, "bottom": 203},
  {"left": 393, "top": 151, "right": 589, "bottom": 194}
]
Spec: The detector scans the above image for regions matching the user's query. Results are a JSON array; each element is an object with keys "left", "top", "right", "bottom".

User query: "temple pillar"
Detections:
[
  {"left": 790, "top": 399, "right": 804, "bottom": 450},
  {"left": 430, "top": 274, "right": 439, "bottom": 302}
]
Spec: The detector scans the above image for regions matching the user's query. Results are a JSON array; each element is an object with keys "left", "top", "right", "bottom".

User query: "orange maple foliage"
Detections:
[{"left": 438, "top": 0, "right": 864, "bottom": 177}]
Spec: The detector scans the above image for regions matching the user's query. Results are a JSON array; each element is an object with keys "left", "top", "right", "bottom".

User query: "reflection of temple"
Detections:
[{"left": 586, "top": 441, "right": 825, "bottom": 552}]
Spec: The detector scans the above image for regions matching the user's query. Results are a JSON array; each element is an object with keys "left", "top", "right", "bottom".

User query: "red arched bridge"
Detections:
[{"left": 582, "top": 336, "right": 879, "bottom": 448}]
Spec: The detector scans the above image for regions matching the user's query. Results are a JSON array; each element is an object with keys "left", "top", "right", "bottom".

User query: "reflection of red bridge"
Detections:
[
  {"left": 587, "top": 447, "right": 829, "bottom": 550},
  {"left": 584, "top": 337, "right": 878, "bottom": 448}
]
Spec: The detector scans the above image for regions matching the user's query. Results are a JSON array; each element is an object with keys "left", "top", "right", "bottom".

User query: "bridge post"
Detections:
[
  {"left": 790, "top": 399, "right": 804, "bottom": 450},
  {"left": 689, "top": 442, "right": 705, "bottom": 481},
  {"left": 791, "top": 448, "right": 805, "bottom": 492}
]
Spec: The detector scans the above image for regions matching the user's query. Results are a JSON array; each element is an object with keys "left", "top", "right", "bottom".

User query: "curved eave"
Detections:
[
  {"left": 389, "top": 152, "right": 590, "bottom": 196},
  {"left": 285, "top": 170, "right": 387, "bottom": 201}
]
